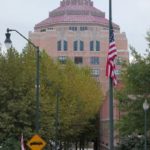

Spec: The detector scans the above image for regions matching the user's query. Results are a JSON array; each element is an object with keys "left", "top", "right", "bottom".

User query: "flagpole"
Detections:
[{"left": 109, "top": 0, "right": 114, "bottom": 149}]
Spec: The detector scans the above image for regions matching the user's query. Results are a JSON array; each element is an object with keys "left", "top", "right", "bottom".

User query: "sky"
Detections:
[{"left": 0, "top": 0, "right": 150, "bottom": 54}]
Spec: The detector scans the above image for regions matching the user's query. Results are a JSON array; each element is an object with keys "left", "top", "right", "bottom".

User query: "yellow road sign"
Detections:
[{"left": 27, "top": 134, "right": 46, "bottom": 150}]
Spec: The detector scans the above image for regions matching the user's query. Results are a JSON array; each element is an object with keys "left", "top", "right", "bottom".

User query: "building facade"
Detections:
[{"left": 29, "top": 0, "right": 128, "bottom": 149}]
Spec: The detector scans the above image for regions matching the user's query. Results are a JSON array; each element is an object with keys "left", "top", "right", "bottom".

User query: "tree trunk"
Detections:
[
  {"left": 94, "top": 139, "right": 98, "bottom": 150},
  {"left": 75, "top": 141, "right": 78, "bottom": 150},
  {"left": 79, "top": 140, "right": 82, "bottom": 150}
]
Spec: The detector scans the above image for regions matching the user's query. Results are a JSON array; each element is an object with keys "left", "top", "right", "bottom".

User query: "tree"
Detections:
[
  {"left": 39, "top": 51, "right": 103, "bottom": 142},
  {"left": 116, "top": 134, "right": 146, "bottom": 150},
  {"left": 0, "top": 48, "right": 34, "bottom": 142},
  {"left": 0, "top": 46, "right": 103, "bottom": 147},
  {"left": 116, "top": 30, "right": 150, "bottom": 139},
  {"left": 146, "top": 30, "right": 150, "bottom": 48},
  {"left": 1, "top": 137, "right": 20, "bottom": 150}
]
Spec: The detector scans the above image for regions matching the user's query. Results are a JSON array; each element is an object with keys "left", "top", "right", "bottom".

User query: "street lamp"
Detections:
[
  {"left": 4, "top": 30, "right": 12, "bottom": 49},
  {"left": 4, "top": 28, "right": 40, "bottom": 133},
  {"left": 143, "top": 99, "right": 149, "bottom": 150}
]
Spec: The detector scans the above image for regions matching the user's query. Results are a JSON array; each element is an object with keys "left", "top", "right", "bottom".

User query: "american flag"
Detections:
[{"left": 106, "top": 26, "right": 117, "bottom": 85}]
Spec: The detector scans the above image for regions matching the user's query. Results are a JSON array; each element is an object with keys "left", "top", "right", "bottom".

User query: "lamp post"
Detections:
[
  {"left": 143, "top": 99, "right": 149, "bottom": 150},
  {"left": 55, "top": 92, "right": 59, "bottom": 150},
  {"left": 4, "top": 28, "right": 40, "bottom": 133}
]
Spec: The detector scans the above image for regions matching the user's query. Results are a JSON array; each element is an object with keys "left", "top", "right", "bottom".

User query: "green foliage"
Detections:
[
  {"left": 39, "top": 52, "right": 103, "bottom": 141},
  {"left": 0, "top": 45, "right": 103, "bottom": 145},
  {"left": 146, "top": 30, "right": 150, "bottom": 48},
  {"left": 1, "top": 137, "right": 20, "bottom": 150},
  {"left": 121, "top": 46, "right": 150, "bottom": 95},
  {"left": 116, "top": 31, "right": 150, "bottom": 138},
  {"left": 116, "top": 95, "right": 148, "bottom": 136},
  {"left": 0, "top": 48, "right": 34, "bottom": 142},
  {"left": 116, "top": 135, "right": 147, "bottom": 150}
]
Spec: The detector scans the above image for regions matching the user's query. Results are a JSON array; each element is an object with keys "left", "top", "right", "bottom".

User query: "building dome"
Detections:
[{"left": 34, "top": 0, "right": 119, "bottom": 30}]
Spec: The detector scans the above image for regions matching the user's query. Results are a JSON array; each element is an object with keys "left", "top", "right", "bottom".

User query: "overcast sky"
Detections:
[{"left": 0, "top": 0, "right": 150, "bottom": 54}]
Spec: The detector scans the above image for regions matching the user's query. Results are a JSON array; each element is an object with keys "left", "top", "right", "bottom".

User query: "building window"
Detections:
[
  {"left": 47, "top": 27, "right": 53, "bottom": 30},
  {"left": 116, "top": 57, "right": 122, "bottom": 65},
  {"left": 90, "top": 57, "right": 100, "bottom": 65},
  {"left": 80, "top": 26, "right": 88, "bottom": 31},
  {"left": 74, "top": 40, "right": 84, "bottom": 51},
  {"left": 57, "top": 41, "right": 61, "bottom": 51},
  {"left": 40, "top": 29, "right": 46, "bottom": 32},
  {"left": 90, "top": 41, "right": 100, "bottom": 51},
  {"left": 74, "top": 57, "right": 83, "bottom": 64},
  {"left": 80, "top": 41, "right": 84, "bottom": 51},
  {"left": 74, "top": 41, "right": 78, "bottom": 51},
  {"left": 91, "top": 69, "right": 100, "bottom": 77},
  {"left": 96, "top": 41, "right": 100, "bottom": 51},
  {"left": 69, "top": 27, "right": 77, "bottom": 31},
  {"left": 90, "top": 41, "right": 94, "bottom": 51},
  {"left": 64, "top": 40, "right": 68, "bottom": 51},
  {"left": 115, "top": 70, "right": 121, "bottom": 75},
  {"left": 58, "top": 56, "right": 67, "bottom": 64},
  {"left": 57, "top": 40, "right": 68, "bottom": 51}
]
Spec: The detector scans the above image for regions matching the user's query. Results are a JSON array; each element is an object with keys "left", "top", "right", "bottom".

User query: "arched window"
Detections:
[
  {"left": 64, "top": 40, "right": 68, "bottom": 51},
  {"left": 96, "top": 41, "right": 100, "bottom": 51},
  {"left": 80, "top": 41, "right": 84, "bottom": 51},
  {"left": 90, "top": 41, "right": 100, "bottom": 51},
  {"left": 90, "top": 41, "right": 94, "bottom": 51},
  {"left": 57, "top": 40, "right": 61, "bottom": 51},
  {"left": 74, "top": 41, "right": 78, "bottom": 51},
  {"left": 74, "top": 40, "right": 84, "bottom": 51},
  {"left": 57, "top": 40, "right": 68, "bottom": 51}
]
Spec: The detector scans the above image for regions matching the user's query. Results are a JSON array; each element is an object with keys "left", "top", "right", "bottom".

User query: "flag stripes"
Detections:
[{"left": 106, "top": 28, "right": 117, "bottom": 85}]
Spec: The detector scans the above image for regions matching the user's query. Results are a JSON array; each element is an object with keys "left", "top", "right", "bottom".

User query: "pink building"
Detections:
[{"left": 29, "top": 0, "right": 128, "bottom": 149}]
